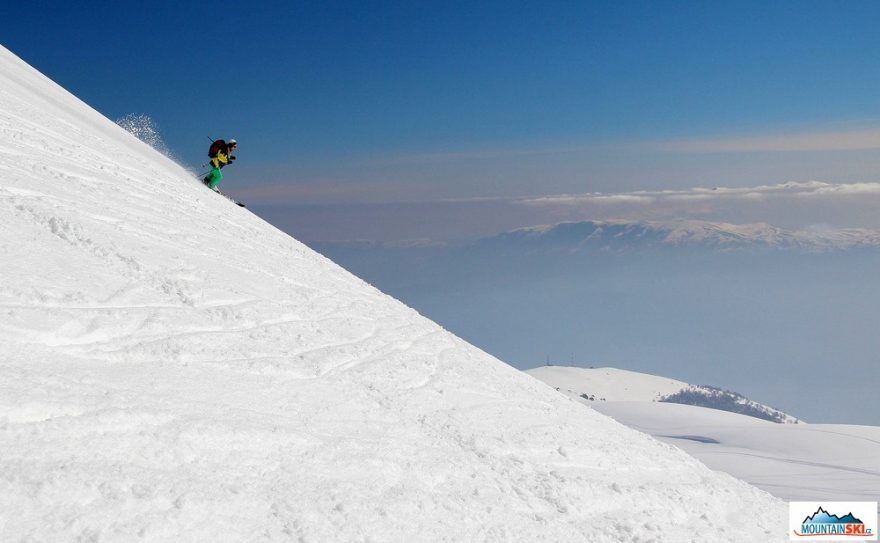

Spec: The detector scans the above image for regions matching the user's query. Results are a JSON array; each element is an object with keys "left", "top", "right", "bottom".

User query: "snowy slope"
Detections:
[
  {"left": 0, "top": 45, "right": 786, "bottom": 542},
  {"left": 594, "top": 402, "right": 880, "bottom": 503},
  {"left": 527, "top": 367, "right": 879, "bottom": 502}
]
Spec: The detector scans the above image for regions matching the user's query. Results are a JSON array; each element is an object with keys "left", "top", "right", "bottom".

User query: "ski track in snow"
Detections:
[{"left": 0, "top": 45, "right": 788, "bottom": 542}]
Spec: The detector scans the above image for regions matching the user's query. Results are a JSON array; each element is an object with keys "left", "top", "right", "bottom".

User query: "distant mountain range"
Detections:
[
  {"left": 315, "top": 219, "right": 880, "bottom": 254},
  {"left": 478, "top": 220, "right": 880, "bottom": 253}
]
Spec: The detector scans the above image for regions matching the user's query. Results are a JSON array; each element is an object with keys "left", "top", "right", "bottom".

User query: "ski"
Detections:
[
  {"left": 220, "top": 190, "right": 246, "bottom": 207},
  {"left": 202, "top": 179, "right": 245, "bottom": 207}
]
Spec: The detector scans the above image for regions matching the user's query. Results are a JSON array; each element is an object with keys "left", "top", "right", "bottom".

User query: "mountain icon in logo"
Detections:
[
  {"left": 803, "top": 507, "right": 864, "bottom": 525},
  {"left": 791, "top": 502, "right": 877, "bottom": 539}
]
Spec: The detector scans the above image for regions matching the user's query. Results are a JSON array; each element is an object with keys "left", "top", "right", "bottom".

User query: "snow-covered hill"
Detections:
[
  {"left": 593, "top": 402, "right": 880, "bottom": 503},
  {"left": 0, "top": 45, "right": 786, "bottom": 542},
  {"left": 527, "top": 366, "right": 798, "bottom": 424},
  {"left": 526, "top": 367, "right": 880, "bottom": 502},
  {"left": 526, "top": 366, "right": 691, "bottom": 403},
  {"left": 483, "top": 219, "right": 880, "bottom": 252}
]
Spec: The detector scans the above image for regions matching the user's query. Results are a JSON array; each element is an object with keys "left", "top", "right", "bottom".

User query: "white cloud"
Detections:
[{"left": 521, "top": 181, "right": 880, "bottom": 206}]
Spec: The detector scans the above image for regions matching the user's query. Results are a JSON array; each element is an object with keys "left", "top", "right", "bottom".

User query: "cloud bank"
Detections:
[
  {"left": 524, "top": 180, "right": 880, "bottom": 204},
  {"left": 653, "top": 128, "right": 880, "bottom": 153}
]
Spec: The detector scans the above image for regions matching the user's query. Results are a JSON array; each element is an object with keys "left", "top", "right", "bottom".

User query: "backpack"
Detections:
[{"left": 208, "top": 139, "right": 227, "bottom": 158}]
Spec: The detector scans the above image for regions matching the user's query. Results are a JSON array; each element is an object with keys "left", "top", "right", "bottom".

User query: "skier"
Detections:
[{"left": 203, "top": 138, "right": 237, "bottom": 190}]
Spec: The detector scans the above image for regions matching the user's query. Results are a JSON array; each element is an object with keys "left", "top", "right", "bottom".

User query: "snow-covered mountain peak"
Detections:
[
  {"left": 492, "top": 219, "right": 880, "bottom": 252},
  {"left": 0, "top": 45, "right": 786, "bottom": 541}
]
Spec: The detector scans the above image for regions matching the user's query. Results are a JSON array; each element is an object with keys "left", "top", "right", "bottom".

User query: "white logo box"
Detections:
[{"left": 790, "top": 502, "right": 878, "bottom": 541}]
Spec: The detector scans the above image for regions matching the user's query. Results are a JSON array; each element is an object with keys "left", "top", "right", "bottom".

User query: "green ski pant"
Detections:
[{"left": 205, "top": 166, "right": 223, "bottom": 189}]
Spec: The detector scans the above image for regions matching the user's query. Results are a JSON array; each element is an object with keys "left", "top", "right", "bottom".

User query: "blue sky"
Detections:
[
  {"left": 7, "top": 1, "right": 880, "bottom": 238},
  {"left": 5, "top": 2, "right": 880, "bottom": 421}
]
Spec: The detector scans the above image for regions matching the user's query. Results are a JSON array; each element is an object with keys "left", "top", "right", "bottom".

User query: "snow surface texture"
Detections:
[
  {"left": 0, "top": 45, "right": 786, "bottom": 542},
  {"left": 527, "top": 367, "right": 880, "bottom": 503}
]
